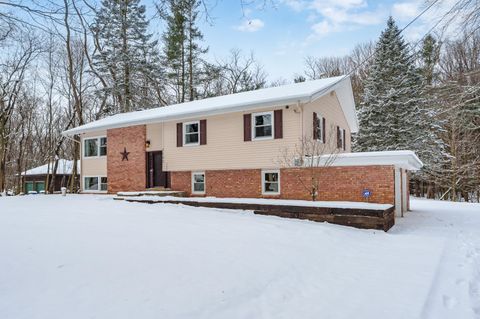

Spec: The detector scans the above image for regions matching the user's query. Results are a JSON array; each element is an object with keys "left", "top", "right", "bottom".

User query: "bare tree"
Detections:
[
  {"left": 0, "top": 30, "right": 40, "bottom": 192},
  {"left": 278, "top": 126, "right": 341, "bottom": 201}
]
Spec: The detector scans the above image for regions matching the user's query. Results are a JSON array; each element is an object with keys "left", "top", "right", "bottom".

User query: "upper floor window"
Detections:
[
  {"left": 337, "top": 127, "right": 346, "bottom": 150},
  {"left": 183, "top": 121, "right": 199, "bottom": 146},
  {"left": 252, "top": 111, "right": 273, "bottom": 140},
  {"left": 84, "top": 137, "right": 107, "bottom": 158},
  {"left": 315, "top": 116, "right": 324, "bottom": 142}
]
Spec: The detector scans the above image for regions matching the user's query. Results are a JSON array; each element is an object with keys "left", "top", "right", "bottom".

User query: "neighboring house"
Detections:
[
  {"left": 63, "top": 76, "right": 422, "bottom": 216},
  {"left": 21, "top": 159, "right": 79, "bottom": 193}
]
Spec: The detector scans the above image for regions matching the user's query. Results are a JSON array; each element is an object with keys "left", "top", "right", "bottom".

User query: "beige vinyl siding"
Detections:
[
  {"left": 303, "top": 92, "right": 352, "bottom": 153},
  {"left": 77, "top": 89, "right": 353, "bottom": 179},
  {"left": 80, "top": 130, "right": 107, "bottom": 190},
  {"left": 163, "top": 106, "right": 302, "bottom": 171},
  {"left": 146, "top": 123, "right": 164, "bottom": 151}
]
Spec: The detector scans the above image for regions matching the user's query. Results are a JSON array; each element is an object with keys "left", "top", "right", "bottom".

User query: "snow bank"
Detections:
[{"left": 0, "top": 195, "right": 478, "bottom": 318}]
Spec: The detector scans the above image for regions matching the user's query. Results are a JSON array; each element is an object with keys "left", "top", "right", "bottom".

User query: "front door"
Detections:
[{"left": 146, "top": 151, "right": 167, "bottom": 188}]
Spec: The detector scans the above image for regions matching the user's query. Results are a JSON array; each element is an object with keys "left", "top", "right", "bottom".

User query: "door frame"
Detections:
[{"left": 146, "top": 151, "right": 168, "bottom": 188}]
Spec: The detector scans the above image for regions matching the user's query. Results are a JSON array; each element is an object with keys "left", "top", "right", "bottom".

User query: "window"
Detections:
[
  {"left": 262, "top": 170, "right": 280, "bottom": 195},
  {"left": 84, "top": 137, "right": 107, "bottom": 158},
  {"left": 184, "top": 121, "right": 199, "bottom": 146},
  {"left": 100, "top": 177, "right": 108, "bottom": 191},
  {"left": 315, "top": 115, "right": 324, "bottom": 142},
  {"left": 337, "top": 128, "right": 345, "bottom": 150},
  {"left": 252, "top": 112, "right": 273, "bottom": 140},
  {"left": 192, "top": 172, "right": 205, "bottom": 194},
  {"left": 84, "top": 139, "right": 98, "bottom": 157},
  {"left": 84, "top": 176, "right": 107, "bottom": 192},
  {"left": 84, "top": 177, "right": 99, "bottom": 191},
  {"left": 100, "top": 138, "right": 107, "bottom": 156}
]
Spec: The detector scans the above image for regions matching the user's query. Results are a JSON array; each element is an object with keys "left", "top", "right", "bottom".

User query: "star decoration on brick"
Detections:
[{"left": 120, "top": 147, "right": 130, "bottom": 161}]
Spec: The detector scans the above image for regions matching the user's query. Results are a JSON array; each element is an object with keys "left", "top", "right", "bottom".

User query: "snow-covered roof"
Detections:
[
  {"left": 22, "top": 159, "right": 80, "bottom": 176},
  {"left": 309, "top": 150, "right": 423, "bottom": 171},
  {"left": 63, "top": 76, "right": 358, "bottom": 136}
]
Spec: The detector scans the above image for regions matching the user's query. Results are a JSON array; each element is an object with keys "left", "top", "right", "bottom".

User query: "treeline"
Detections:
[
  {"left": 0, "top": 0, "right": 268, "bottom": 193},
  {"left": 0, "top": 1, "right": 479, "bottom": 202}
]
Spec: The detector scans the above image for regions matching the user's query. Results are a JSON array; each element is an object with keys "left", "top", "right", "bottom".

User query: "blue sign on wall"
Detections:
[{"left": 362, "top": 189, "right": 372, "bottom": 199}]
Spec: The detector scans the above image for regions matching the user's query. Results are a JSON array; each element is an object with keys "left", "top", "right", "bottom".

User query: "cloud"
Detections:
[
  {"left": 282, "top": 0, "right": 307, "bottom": 12},
  {"left": 235, "top": 19, "right": 265, "bottom": 32},
  {"left": 392, "top": 2, "right": 420, "bottom": 20}
]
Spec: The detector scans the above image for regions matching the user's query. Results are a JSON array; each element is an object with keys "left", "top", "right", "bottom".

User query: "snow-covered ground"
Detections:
[{"left": 0, "top": 195, "right": 478, "bottom": 319}]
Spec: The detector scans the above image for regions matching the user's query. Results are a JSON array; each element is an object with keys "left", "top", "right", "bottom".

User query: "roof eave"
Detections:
[{"left": 62, "top": 96, "right": 312, "bottom": 136}]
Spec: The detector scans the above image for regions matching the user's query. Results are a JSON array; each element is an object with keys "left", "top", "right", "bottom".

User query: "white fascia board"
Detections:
[
  {"left": 307, "top": 151, "right": 423, "bottom": 171},
  {"left": 308, "top": 76, "right": 359, "bottom": 133}
]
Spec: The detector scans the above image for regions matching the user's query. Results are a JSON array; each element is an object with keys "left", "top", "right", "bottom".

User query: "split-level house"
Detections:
[{"left": 63, "top": 76, "right": 422, "bottom": 216}]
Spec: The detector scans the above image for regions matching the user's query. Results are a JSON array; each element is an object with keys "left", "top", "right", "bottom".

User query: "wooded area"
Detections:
[{"left": 0, "top": 0, "right": 478, "bottom": 201}]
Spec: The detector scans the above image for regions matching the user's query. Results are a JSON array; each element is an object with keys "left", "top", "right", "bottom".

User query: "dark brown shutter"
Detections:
[
  {"left": 313, "top": 112, "right": 318, "bottom": 140},
  {"left": 337, "top": 126, "right": 341, "bottom": 148},
  {"left": 176, "top": 123, "right": 183, "bottom": 147},
  {"left": 342, "top": 129, "right": 346, "bottom": 150},
  {"left": 200, "top": 119, "right": 207, "bottom": 145},
  {"left": 274, "top": 109, "right": 283, "bottom": 139},
  {"left": 322, "top": 117, "right": 326, "bottom": 143},
  {"left": 243, "top": 113, "right": 251, "bottom": 141}
]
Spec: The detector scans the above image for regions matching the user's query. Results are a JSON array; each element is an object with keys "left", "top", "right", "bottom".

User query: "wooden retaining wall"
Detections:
[{"left": 117, "top": 197, "right": 395, "bottom": 231}]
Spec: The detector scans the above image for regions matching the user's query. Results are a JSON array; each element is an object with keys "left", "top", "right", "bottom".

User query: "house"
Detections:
[
  {"left": 21, "top": 159, "right": 79, "bottom": 193},
  {"left": 63, "top": 76, "right": 422, "bottom": 216}
]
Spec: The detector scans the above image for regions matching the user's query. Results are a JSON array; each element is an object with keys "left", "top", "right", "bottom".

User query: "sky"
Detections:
[{"left": 166, "top": 0, "right": 460, "bottom": 81}]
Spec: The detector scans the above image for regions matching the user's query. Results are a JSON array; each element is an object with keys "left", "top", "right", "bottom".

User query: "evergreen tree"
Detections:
[
  {"left": 93, "top": 0, "right": 163, "bottom": 113},
  {"left": 355, "top": 17, "right": 444, "bottom": 167},
  {"left": 355, "top": 17, "right": 444, "bottom": 190},
  {"left": 420, "top": 34, "right": 441, "bottom": 86},
  {"left": 162, "top": 0, "right": 207, "bottom": 103}
]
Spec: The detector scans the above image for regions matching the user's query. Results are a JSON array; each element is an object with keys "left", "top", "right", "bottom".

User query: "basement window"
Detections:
[
  {"left": 100, "top": 177, "right": 108, "bottom": 191},
  {"left": 184, "top": 121, "right": 200, "bottom": 146},
  {"left": 252, "top": 112, "right": 273, "bottom": 140},
  {"left": 262, "top": 170, "right": 280, "bottom": 195},
  {"left": 192, "top": 172, "right": 205, "bottom": 194},
  {"left": 84, "top": 176, "right": 107, "bottom": 192}
]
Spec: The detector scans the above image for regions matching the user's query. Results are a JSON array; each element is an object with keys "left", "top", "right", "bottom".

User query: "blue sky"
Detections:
[{"left": 150, "top": 0, "right": 458, "bottom": 81}]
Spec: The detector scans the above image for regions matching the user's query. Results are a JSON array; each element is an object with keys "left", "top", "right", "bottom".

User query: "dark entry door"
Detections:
[{"left": 146, "top": 151, "right": 167, "bottom": 188}]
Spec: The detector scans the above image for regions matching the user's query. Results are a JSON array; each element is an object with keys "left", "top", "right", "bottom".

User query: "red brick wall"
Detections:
[
  {"left": 170, "top": 165, "right": 395, "bottom": 204},
  {"left": 170, "top": 171, "right": 191, "bottom": 195},
  {"left": 282, "top": 166, "right": 395, "bottom": 204},
  {"left": 107, "top": 125, "right": 146, "bottom": 193}
]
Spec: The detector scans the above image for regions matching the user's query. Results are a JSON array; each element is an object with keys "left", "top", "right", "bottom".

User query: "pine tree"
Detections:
[
  {"left": 355, "top": 17, "right": 444, "bottom": 174},
  {"left": 93, "top": 0, "right": 162, "bottom": 113},
  {"left": 162, "top": 0, "right": 207, "bottom": 103}
]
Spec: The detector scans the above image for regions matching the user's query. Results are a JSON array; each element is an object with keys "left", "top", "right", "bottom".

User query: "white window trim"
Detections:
[
  {"left": 252, "top": 111, "right": 274, "bottom": 141},
  {"left": 191, "top": 171, "right": 206, "bottom": 194},
  {"left": 183, "top": 121, "right": 200, "bottom": 146},
  {"left": 316, "top": 114, "right": 324, "bottom": 143},
  {"left": 262, "top": 169, "right": 280, "bottom": 195},
  {"left": 83, "top": 176, "right": 108, "bottom": 193},
  {"left": 82, "top": 136, "right": 107, "bottom": 159}
]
